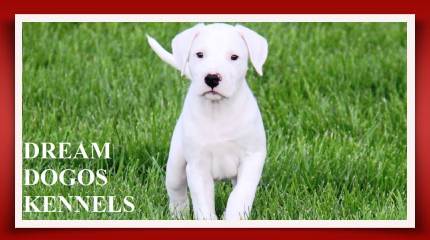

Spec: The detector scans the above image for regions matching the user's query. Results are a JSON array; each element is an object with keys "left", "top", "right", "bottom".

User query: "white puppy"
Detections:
[{"left": 147, "top": 23, "right": 268, "bottom": 220}]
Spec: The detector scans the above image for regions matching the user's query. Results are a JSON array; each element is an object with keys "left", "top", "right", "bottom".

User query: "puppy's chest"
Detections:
[
  {"left": 182, "top": 113, "right": 256, "bottom": 180},
  {"left": 206, "top": 141, "right": 243, "bottom": 180},
  {"left": 185, "top": 123, "right": 248, "bottom": 180}
]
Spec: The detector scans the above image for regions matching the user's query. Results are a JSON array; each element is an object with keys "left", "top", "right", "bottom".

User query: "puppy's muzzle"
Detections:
[{"left": 204, "top": 74, "right": 221, "bottom": 89}]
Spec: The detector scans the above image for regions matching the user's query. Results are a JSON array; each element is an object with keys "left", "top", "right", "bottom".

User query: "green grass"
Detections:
[{"left": 22, "top": 22, "right": 407, "bottom": 220}]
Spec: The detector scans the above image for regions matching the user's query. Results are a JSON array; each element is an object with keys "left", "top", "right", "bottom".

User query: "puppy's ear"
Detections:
[
  {"left": 172, "top": 23, "right": 204, "bottom": 76},
  {"left": 235, "top": 24, "right": 268, "bottom": 76}
]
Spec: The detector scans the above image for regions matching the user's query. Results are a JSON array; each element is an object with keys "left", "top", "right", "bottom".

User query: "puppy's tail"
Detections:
[{"left": 146, "top": 34, "right": 179, "bottom": 71}]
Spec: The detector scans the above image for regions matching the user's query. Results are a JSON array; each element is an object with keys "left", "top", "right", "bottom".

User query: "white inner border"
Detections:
[{"left": 15, "top": 14, "right": 415, "bottom": 228}]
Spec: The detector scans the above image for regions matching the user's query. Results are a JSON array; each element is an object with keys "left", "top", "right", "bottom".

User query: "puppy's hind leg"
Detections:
[
  {"left": 166, "top": 126, "right": 189, "bottom": 219},
  {"left": 231, "top": 177, "right": 237, "bottom": 188}
]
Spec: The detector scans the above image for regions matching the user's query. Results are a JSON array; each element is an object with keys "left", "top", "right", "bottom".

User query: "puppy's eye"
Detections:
[
  {"left": 196, "top": 52, "right": 204, "bottom": 58},
  {"left": 231, "top": 54, "right": 239, "bottom": 61}
]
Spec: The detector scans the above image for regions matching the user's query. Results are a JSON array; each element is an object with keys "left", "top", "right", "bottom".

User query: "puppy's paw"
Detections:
[
  {"left": 169, "top": 199, "right": 190, "bottom": 219},
  {"left": 224, "top": 207, "right": 250, "bottom": 220}
]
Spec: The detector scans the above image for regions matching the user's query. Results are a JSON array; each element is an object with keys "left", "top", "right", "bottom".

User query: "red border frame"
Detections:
[{"left": 1, "top": 1, "right": 429, "bottom": 239}]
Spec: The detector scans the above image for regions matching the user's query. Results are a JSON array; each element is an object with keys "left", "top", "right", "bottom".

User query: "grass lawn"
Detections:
[{"left": 22, "top": 22, "right": 407, "bottom": 220}]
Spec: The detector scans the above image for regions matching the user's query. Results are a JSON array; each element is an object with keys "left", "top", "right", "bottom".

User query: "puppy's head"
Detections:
[{"left": 172, "top": 23, "right": 268, "bottom": 101}]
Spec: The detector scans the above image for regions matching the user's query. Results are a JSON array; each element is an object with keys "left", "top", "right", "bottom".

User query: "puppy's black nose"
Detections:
[{"left": 205, "top": 74, "right": 220, "bottom": 89}]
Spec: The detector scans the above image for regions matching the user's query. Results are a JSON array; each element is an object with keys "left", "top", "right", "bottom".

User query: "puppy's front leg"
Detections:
[
  {"left": 186, "top": 163, "right": 217, "bottom": 220},
  {"left": 225, "top": 152, "right": 265, "bottom": 220}
]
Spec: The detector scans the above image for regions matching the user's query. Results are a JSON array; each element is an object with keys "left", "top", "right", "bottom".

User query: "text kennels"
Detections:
[{"left": 23, "top": 142, "right": 135, "bottom": 213}]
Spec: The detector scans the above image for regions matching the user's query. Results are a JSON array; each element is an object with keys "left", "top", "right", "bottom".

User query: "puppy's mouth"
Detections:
[{"left": 201, "top": 90, "right": 227, "bottom": 100}]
